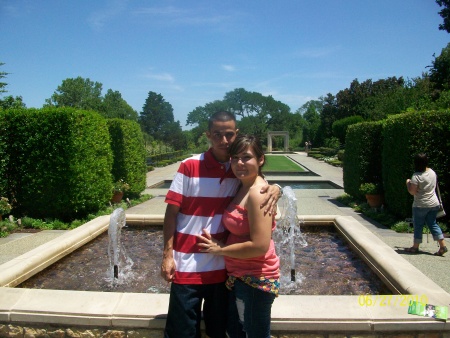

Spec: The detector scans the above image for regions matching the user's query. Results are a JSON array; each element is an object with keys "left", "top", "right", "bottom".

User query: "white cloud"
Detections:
[
  {"left": 221, "top": 64, "right": 236, "bottom": 72},
  {"left": 291, "top": 46, "right": 341, "bottom": 58},
  {"left": 144, "top": 72, "right": 175, "bottom": 83},
  {"left": 132, "top": 5, "right": 238, "bottom": 26},
  {"left": 88, "top": 0, "right": 128, "bottom": 29}
]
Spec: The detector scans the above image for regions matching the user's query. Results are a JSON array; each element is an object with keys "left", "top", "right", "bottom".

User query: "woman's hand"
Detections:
[
  {"left": 196, "top": 229, "right": 224, "bottom": 255},
  {"left": 406, "top": 178, "right": 418, "bottom": 195}
]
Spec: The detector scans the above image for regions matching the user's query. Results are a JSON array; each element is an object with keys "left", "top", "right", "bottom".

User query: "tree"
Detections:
[
  {"left": 437, "top": 0, "right": 450, "bottom": 33},
  {"left": 0, "top": 63, "right": 26, "bottom": 109},
  {"left": 296, "top": 100, "right": 322, "bottom": 144},
  {"left": 429, "top": 42, "right": 450, "bottom": 91},
  {"left": 102, "top": 89, "right": 138, "bottom": 121},
  {"left": 0, "top": 95, "right": 26, "bottom": 110},
  {"left": 45, "top": 77, "right": 103, "bottom": 111},
  {"left": 223, "top": 88, "right": 291, "bottom": 141},
  {"left": 318, "top": 94, "right": 338, "bottom": 146},
  {"left": 139, "top": 91, "right": 184, "bottom": 149},
  {"left": 0, "top": 62, "right": 7, "bottom": 95}
]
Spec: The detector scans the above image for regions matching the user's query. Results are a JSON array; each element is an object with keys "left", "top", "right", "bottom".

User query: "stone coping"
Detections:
[{"left": 0, "top": 214, "right": 449, "bottom": 332}]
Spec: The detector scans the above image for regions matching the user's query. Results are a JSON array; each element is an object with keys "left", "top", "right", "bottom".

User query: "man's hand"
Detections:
[
  {"left": 161, "top": 254, "right": 175, "bottom": 282},
  {"left": 161, "top": 204, "right": 179, "bottom": 282},
  {"left": 259, "top": 183, "right": 282, "bottom": 215}
]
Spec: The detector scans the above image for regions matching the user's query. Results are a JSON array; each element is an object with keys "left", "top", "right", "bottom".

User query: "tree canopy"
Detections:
[
  {"left": 139, "top": 91, "right": 185, "bottom": 149},
  {"left": 102, "top": 89, "right": 138, "bottom": 121},
  {"left": 0, "top": 63, "right": 26, "bottom": 110},
  {"left": 437, "top": 0, "right": 450, "bottom": 33},
  {"left": 45, "top": 76, "right": 138, "bottom": 121},
  {"left": 46, "top": 77, "right": 103, "bottom": 111}
]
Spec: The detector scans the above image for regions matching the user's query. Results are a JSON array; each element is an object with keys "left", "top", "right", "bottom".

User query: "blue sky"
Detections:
[{"left": 1, "top": 0, "right": 449, "bottom": 129}]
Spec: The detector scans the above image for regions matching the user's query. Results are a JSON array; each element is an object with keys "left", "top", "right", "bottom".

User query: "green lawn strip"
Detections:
[{"left": 264, "top": 155, "right": 305, "bottom": 172}]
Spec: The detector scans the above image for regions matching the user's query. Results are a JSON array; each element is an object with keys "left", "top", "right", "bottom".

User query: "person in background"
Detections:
[
  {"left": 161, "top": 111, "right": 281, "bottom": 338},
  {"left": 197, "top": 134, "right": 280, "bottom": 338},
  {"left": 405, "top": 153, "right": 447, "bottom": 256}
]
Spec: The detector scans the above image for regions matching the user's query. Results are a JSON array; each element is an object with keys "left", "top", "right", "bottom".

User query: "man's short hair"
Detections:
[{"left": 208, "top": 111, "right": 236, "bottom": 130}]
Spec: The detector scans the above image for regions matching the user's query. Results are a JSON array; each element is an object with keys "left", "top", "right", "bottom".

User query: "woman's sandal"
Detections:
[
  {"left": 434, "top": 246, "right": 448, "bottom": 256},
  {"left": 405, "top": 247, "right": 419, "bottom": 253}
]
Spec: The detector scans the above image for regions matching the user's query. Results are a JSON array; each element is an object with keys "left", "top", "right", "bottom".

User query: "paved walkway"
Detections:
[{"left": 1, "top": 152, "right": 449, "bottom": 292}]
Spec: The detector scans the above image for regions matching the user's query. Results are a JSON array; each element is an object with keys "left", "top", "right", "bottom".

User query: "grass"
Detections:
[{"left": 264, "top": 155, "right": 305, "bottom": 172}]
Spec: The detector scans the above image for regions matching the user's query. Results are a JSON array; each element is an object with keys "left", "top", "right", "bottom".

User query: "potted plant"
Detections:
[
  {"left": 359, "top": 183, "right": 384, "bottom": 208},
  {"left": 111, "top": 179, "right": 130, "bottom": 203},
  {"left": 0, "top": 197, "right": 12, "bottom": 221}
]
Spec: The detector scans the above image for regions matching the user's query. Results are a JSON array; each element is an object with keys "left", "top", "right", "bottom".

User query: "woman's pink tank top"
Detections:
[{"left": 222, "top": 204, "right": 280, "bottom": 279}]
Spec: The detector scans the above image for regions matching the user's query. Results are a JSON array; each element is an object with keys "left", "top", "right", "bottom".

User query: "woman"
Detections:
[
  {"left": 197, "top": 134, "right": 280, "bottom": 338},
  {"left": 405, "top": 153, "right": 447, "bottom": 256}
]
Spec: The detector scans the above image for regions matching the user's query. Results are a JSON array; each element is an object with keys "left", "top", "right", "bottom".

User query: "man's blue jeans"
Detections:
[
  {"left": 412, "top": 206, "right": 444, "bottom": 244},
  {"left": 226, "top": 279, "right": 276, "bottom": 338},
  {"left": 164, "top": 282, "right": 228, "bottom": 338}
]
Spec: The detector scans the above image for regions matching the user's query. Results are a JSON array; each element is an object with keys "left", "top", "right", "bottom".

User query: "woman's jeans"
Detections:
[
  {"left": 227, "top": 279, "right": 276, "bottom": 338},
  {"left": 412, "top": 206, "right": 444, "bottom": 244}
]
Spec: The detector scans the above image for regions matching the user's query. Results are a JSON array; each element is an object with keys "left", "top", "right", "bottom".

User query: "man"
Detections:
[{"left": 161, "top": 111, "right": 281, "bottom": 338}]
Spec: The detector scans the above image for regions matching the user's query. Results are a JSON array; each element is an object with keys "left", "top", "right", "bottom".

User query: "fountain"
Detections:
[
  {"left": 16, "top": 191, "right": 390, "bottom": 295},
  {"left": 107, "top": 208, "right": 133, "bottom": 282},
  {"left": 1, "top": 213, "right": 450, "bottom": 335},
  {"left": 273, "top": 186, "right": 308, "bottom": 283}
]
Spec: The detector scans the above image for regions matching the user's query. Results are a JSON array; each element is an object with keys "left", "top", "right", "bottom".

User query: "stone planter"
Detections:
[
  {"left": 111, "top": 191, "right": 124, "bottom": 204},
  {"left": 365, "top": 194, "right": 384, "bottom": 208}
]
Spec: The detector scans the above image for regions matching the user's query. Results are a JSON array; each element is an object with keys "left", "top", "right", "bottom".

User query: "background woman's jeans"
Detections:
[
  {"left": 227, "top": 279, "right": 275, "bottom": 338},
  {"left": 412, "top": 206, "right": 444, "bottom": 244}
]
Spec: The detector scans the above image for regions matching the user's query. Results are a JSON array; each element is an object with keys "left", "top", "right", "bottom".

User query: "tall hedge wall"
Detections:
[
  {"left": 382, "top": 110, "right": 450, "bottom": 219},
  {"left": 0, "top": 107, "right": 113, "bottom": 221},
  {"left": 343, "top": 121, "right": 383, "bottom": 199},
  {"left": 108, "top": 119, "right": 147, "bottom": 198}
]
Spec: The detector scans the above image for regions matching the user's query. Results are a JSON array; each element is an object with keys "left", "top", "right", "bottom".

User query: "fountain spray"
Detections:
[
  {"left": 108, "top": 208, "right": 129, "bottom": 280},
  {"left": 273, "top": 186, "right": 307, "bottom": 282}
]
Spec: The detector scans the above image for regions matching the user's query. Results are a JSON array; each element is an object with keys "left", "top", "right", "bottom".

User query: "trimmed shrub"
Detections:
[
  {"left": 108, "top": 119, "right": 147, "bottom": 199},
  {"left": 332, "top": 115, "right": 365, "bottom": 145},
  {"left": 343, "top": 121, "right": 383, "bottom": 199},
  {"left": 382, "top": 110, "right": 450, "bottom": 219},
  {"left": 0, "top": 107, "right": 113, "bottom": 221}
]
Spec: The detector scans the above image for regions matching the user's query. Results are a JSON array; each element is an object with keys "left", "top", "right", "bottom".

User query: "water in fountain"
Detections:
[
  {"left": 18, "top": 201, "right": 391, "bottom": 295},
  {"left": 273, "top": 186, "right": 308, "bottom": 293},
  {"left": 107, "top": 208, "right": 134, "bottom": 285}
]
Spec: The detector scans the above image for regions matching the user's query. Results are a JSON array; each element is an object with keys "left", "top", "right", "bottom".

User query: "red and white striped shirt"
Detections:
[{"left": 165, "top": 149, "right": 240, "bottom": 284}]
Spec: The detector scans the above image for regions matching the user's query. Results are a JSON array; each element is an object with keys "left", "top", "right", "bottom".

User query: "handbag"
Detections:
[{"left": 436, "top": 184, "right": 446, "bottom": 219}]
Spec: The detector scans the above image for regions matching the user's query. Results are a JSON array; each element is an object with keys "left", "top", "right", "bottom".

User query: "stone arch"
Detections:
[{"left": 267, "top": 131, "right": 289, "bottom": 152}]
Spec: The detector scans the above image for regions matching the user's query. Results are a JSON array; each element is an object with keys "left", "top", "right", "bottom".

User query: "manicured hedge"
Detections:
[
  {"left": 0, "top": 107, "right": 113, "bottom": 221},
  {"left": 343, "top": 110, "right": 450, "bottom": 220},
  {"left": 108, "top": 119, "right": 147, "bottom": 199},
  {"left": 332, "top": 115, "right": 365, "bottom": 145},
  {"left": 343, "top": 121, "right": 383, "bottom": 199},
  {"left": 382, "top": 110, "right": 450, "bottom": 219}
]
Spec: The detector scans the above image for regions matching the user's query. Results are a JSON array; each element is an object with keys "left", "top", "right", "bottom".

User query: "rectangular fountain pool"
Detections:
[
  {"left": 2, "top": 214, "right": 449, "bottom": 335},
  {"left": 17, "top": 225, "right": 390, "bottom": 295}
]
